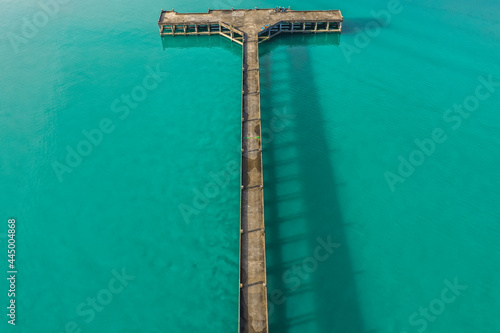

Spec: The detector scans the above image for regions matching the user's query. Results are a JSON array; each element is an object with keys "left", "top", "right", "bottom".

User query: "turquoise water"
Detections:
[{"left": 1, "top": 0, "right": 499, "bottom": 332}]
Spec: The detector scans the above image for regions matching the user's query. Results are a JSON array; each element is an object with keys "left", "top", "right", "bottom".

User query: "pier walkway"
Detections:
[{"left": 158, "top": 8, "right": 342, "bottom": 333}]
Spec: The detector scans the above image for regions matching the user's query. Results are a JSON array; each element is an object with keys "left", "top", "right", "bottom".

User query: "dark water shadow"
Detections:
[
  {"left": 260, "top": 38, "right": 367, "bottom": 332},
  {"left": 259, "top": 33, "right": 340, "bottom": 57},
  {"left": 341, "top": 17, "right": 384, "bottom": 35}
]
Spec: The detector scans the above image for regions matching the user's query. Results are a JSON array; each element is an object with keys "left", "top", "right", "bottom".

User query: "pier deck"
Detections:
[
  {"left": 158, "top": 8, "right": 342, "bottom": 333},
  {"left": 240, "top": 34, "right": 267, "bottom": 332}
]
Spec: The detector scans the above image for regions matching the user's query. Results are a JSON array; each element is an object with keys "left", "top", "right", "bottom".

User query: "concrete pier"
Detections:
[
  {"left": 240, "top": 34, "right": 268, "bottom": 332},
  {"left": 158, "top": 8, "right": 342, "bottom": 333}
]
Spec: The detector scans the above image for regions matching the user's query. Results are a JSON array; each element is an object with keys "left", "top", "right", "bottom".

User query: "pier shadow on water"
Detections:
[
  {"left": 260, "top": 34, "right": 367, "bottom": 333},
  {"left": 259, "top": 33, "right": 340, "bottom": 56},
  {"left": 340, "top": 17, "right": 383, "bottom": 35}
]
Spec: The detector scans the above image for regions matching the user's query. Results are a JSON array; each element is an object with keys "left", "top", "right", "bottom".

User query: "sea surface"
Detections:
[{"left": 1, "top": 0, "right": 499, "bottom": 332}]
